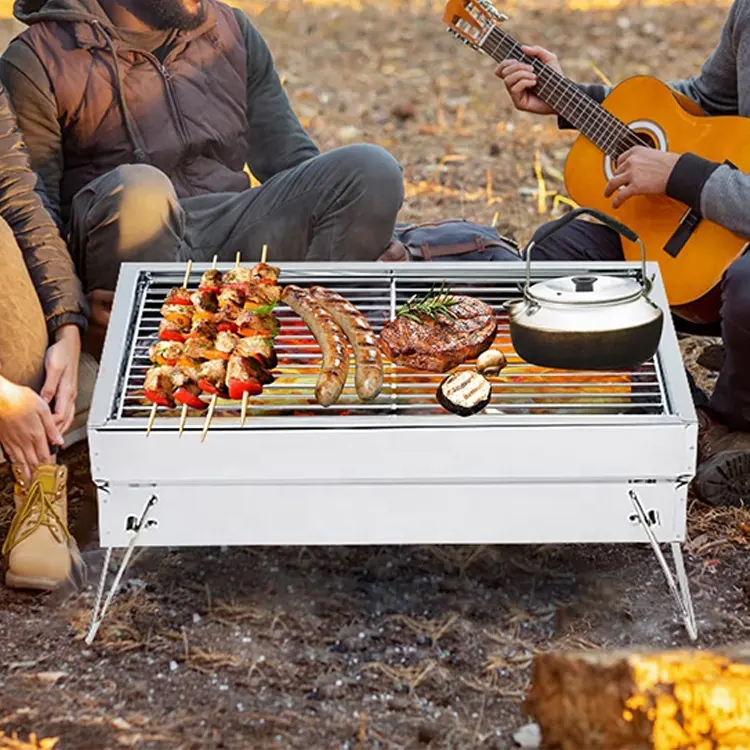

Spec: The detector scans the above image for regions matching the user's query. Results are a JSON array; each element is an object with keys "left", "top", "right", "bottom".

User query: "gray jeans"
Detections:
[
  {"left": 530, "top": 218, "right": 750, "bottom": 431},
  {"left": 68, "top": 143, "right": 404, "bottom": 292}
]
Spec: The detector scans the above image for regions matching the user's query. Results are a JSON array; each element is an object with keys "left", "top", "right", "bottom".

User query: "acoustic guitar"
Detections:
[{"left": 444, "top": 0, "right": 750, "bottom": 323}]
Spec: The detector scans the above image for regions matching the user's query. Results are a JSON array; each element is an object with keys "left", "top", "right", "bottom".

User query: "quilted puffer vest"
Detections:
[{"left": 16, "top": 0, "right": 250, "bottom": 212}]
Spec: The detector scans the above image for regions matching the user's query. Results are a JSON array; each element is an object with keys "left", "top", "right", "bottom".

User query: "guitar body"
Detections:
[{"left": 564, "top": 75, "right": 750, "bottom": 323}]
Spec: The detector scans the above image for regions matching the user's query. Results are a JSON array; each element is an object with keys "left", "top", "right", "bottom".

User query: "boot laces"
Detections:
[{"left": 2, "top": 476, "right": 71, "bottom": 556}]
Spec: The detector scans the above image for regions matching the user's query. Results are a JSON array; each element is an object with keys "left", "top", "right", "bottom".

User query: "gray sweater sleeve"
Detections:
[
  {"left": 561, "top": 0, "right": 750, "bottom": 239},
  {"left": 234, "top": 10, "right": 320, "bottom": 182}
]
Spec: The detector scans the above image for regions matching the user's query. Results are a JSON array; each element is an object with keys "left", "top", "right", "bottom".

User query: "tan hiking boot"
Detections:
[
  {"left": 694, "top": 424, "right": 750, "bottom": 508},
  {"left": 3, "top": 463, "right": 85, "bottom": 591}
]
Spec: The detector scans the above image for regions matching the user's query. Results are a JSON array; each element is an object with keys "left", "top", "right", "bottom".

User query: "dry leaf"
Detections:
[
  {"left": 115, "top": 734, "right": 143, "bottom": 747},
  {"left": 31, "top": 672, "right": 67, "bottom": 685}
]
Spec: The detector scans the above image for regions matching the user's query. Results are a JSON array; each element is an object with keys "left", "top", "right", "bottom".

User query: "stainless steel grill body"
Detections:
[{"left": 88, "top": 261, "right": 697, "bottom": 549}]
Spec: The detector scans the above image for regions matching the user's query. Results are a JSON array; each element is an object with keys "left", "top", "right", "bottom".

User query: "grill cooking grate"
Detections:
[{"left": 111, "top": 265, "right": 668, "bottom": 428}]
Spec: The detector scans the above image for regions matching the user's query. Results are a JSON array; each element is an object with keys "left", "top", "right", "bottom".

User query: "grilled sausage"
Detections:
[
  {"left": 281, "top": 285, "right": 350, "bottom": 407},
  {"left": 308, "top": 286, "right": 383, "bottom": 402}
]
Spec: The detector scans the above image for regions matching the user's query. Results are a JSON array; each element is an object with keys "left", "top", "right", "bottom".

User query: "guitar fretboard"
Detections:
[{"left": 480, "top": 26, "right": 646, "bottom": 157}]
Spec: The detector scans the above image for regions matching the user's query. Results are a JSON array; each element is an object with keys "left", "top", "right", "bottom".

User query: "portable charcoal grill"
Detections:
[{"left": 85, "top": 260, "right": 698, "bottom": 643}]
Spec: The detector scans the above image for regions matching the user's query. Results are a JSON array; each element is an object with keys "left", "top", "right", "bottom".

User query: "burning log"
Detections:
[{"left": 526, "top": 645, "right": 750, "bottom": 750}]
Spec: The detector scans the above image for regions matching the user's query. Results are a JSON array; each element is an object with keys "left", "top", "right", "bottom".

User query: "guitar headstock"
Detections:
[{"left": 443, "top": 0, "right": 508, "bottom": 50}]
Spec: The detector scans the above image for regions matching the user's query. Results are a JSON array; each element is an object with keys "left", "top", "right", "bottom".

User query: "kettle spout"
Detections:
[{"left": 503, "top": 299, "right": 526, "bottom": 320}]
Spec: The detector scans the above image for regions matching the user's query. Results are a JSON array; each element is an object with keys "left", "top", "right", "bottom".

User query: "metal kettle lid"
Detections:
[{"left": 527, "top": 274, "right": 644, "bottom": 306}]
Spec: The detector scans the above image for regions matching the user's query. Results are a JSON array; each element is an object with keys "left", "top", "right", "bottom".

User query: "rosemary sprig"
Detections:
[{"left": 397, "top": 281, "right": 459, "bottom": 323}]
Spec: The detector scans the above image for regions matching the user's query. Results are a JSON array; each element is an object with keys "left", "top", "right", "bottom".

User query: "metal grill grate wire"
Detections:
[{"left": 113, "top": 266, "right": 668, "bottom": 427}]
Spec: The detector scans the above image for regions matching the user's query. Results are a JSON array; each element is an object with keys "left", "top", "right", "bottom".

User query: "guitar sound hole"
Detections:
[{"left": 633, "top": 131, "right": 658, "bottom": 149}]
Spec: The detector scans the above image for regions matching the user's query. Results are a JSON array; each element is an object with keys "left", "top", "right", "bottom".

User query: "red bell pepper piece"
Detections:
[
  {"left": 217, "top": 321, "right": 238, "bottom": 333},
  {"left": 158, "top": 329, "right": 186, "bottom": 343},
  {"left": 173, "top": 387, "right": 208, "bottom": 411},
  {"left": 227, "top": 378, "right": 263, "bottom": 400},
  {"left": 166, "top": 288, "right": 192, "bottom": 306},
  {"left": 144, "top": 389, "right": 174, "bottom": 408},
  {"left": 198, "top": 378, "right": 220, "bottom": 396}
]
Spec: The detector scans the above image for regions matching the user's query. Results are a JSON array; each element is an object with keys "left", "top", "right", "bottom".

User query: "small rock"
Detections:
[
  {"left": 169, "top": 661, "right": 179, "bottom": 672},
  {"left": 513, "top": 722, "right": 541, "bottom": 748},
  {"left": 192, "top": 613, "right": 202, "bottom": 625},
  {"left": 417, "top": 724, "right": 437, "bottom": 744},
  {"left": 389, "top": 696, "right": 411, "bottom": 711},
  {"left": 336, "top": 125, "right": 362, "bottom": 143},
  {"left": 489, "top": 143, "right": 501, "bottom": 157},
  {"left": 32, "top": 671, "right": 67, "bottom": 684},
  {"left": 111, "top": 718, "right": 133, "bottom": 731},
  {"left": 392, "top": 101, "right": 415, "bottom": 121}
]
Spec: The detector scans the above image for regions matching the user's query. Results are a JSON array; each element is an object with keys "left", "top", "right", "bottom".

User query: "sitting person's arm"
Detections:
[
  {"left": 495, "top": 0, "right": 750, "bottom": 239},
  {"left": 0, "top": 39, "right": 64, "bottom": 228},
  {"left": 0, "top": 83, "right": 85, "bottom": 441},
  {"left": 233, "top": 9, "right": 321, "bottom": 183}
]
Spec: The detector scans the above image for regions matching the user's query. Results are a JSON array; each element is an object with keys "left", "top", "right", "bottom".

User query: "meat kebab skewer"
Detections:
[
  {"left": 171, "top": 259, "right": 204, "bottom": 437},
  {"left": 149, "top": 251, "right": 280, "bottom": 440},
  {"left": 241, "top": 243, "right": 269, "bottom": 426},
  {"left": 146, "top": 261, "right": 194, "bottom": 436},
  {"left": 202, "top": 252, "right": 244, "bottom": 440}
]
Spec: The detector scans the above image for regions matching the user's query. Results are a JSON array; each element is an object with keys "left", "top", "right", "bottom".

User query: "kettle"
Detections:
[{"left": 504, "top": 207, "right": 664, "bottom": 371}]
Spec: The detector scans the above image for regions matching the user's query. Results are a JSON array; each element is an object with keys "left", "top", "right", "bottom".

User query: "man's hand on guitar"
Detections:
[
  {"left": 605, "top": 146, "right": 680, "bottom": 208},
  {"left": 495, "top": 46, "right": 563, "bottom": 115}
]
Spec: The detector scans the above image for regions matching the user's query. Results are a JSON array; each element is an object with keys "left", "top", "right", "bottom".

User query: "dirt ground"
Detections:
[{"left": 1, "top": 1, "right": 750, "bottom": 748}]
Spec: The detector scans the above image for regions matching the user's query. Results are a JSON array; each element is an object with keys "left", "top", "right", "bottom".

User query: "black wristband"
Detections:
[{"left": 665, "top": 152, "right": 721, "bottom": 216}]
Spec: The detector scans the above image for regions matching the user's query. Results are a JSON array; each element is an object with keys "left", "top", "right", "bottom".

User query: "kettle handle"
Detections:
[{"left": 523, "top": 207, "right": 647, "bottom": 293}]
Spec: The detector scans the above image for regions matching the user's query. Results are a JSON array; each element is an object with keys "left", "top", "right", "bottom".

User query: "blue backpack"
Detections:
[{"left": 377, "top": 219, "right": 521, "bottom": 262}]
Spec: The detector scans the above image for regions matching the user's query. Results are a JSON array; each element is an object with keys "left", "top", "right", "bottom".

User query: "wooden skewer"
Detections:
[
  {"left": 235, "top": 251, "right": 241, "bottom": 268},
  {"left": 146, "top": 402, "right": 158, "bottom": 437},
  {"left": 260, "top": 244, "right": 268, "bottom": 264},
  {"left": 241, "top": 391, "right": 249, "bottom": 427},
  {"left": 201, "top": 394, "right": 218, "bottom": 443},
  {"left": 178, "top": 403, "right": 189, "bottom": 438},
  {"left": 183, "top": 259, "right": 193, "bottom": 288},
  {"left": 212, "top": 255, "right": 218, "bottom": 270}
]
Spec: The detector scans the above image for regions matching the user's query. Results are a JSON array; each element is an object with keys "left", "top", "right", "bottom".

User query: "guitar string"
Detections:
[
  {"left": 481, "top": 27, "right": 649, "bottom": 155},
  {"left": 482, "top": 26, "right": 644, "bottom": 152},
  {"left": 483, "top": 30, "right": 643, "bottom": 153},
  {"left": 480, "top": 25, "right": 677, "bottom": 211}
]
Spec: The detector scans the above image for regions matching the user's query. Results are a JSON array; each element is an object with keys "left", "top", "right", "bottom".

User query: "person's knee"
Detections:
[
  {"left": 78, "top": 164, "right": 180, "bottom": 260},
  {"left": 108, "top": 165, "right": 179, "bottom": 255},
  {"left": 72, "top": 164, "right": 184, "bottom": 291},
  {"left": 337, "top": 143, "right": 404, "bottom": 220},
  {"left": 722, "top": 256, "right": 750, "bottom": 325}
]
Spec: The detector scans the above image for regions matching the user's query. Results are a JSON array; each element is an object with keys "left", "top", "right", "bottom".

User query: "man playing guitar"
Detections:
[{"left": 496, "top": 1, "right": 750, "bottom": 508}]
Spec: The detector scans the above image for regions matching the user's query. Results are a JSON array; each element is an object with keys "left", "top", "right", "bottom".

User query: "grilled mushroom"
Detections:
[
  {"left": 476, "top": 349, "right": 507, "bottom": 377},
  {"left": 437, "top": 370, "right": 492, "bottom": 417}
]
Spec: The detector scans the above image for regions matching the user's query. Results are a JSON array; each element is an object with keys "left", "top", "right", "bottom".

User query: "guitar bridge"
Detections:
[
  {"left": 664, "top": 208, "right": 701, "bottom": 258},
  {"left": 663, "top": 159, "right": 737, "bottom": 258}
]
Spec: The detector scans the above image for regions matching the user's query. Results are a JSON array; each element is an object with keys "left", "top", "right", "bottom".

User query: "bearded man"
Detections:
[{"left": 0, "top": 0, "right": 404, "bottom": 338}]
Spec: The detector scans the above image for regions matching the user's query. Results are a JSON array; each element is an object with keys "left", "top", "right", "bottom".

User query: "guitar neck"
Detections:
[{"left": 480, "top": 26, "right": 636, "bottom": 157}]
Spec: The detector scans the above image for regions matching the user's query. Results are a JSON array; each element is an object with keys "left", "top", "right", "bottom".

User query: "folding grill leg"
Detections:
[
  {"left": 628, "top": 490, "right": 698, "bottom": 642},
  {"left": 85, "top": 495, "right": 157, "bottom": 645}
]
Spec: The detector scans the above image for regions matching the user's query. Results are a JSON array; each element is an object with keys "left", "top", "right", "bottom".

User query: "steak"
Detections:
[{"left": 379, "top": 295, "right": 498, "bottom": 372}]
